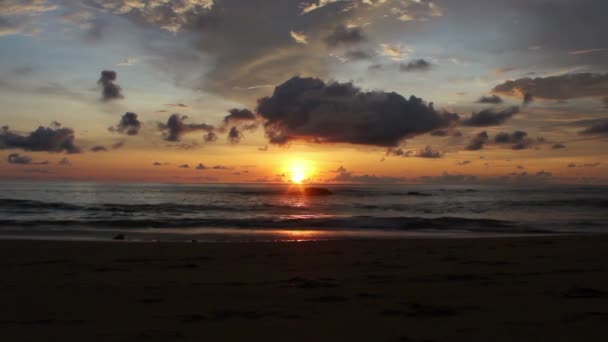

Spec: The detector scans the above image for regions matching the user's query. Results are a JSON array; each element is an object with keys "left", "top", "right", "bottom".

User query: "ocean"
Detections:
[{"left": 0, "top": 182, "right": 607, "bottom": 241}]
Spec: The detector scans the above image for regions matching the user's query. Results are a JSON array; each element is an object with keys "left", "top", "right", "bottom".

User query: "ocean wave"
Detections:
[
  {"left": 0, "top": 215, "right": 535, "bottom": 233},
  {"left": 0, "top": 198, "right": 311, "bottom": 213}
]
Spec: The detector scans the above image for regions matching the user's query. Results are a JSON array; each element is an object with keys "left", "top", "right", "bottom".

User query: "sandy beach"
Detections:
[{"left": 1, "top": 236, "right": 607, "bottom": 341}]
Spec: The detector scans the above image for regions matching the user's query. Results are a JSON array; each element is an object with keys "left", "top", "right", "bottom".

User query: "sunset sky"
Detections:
[{"left": 1, "top": 0, "right": 607, "bottom": 184}]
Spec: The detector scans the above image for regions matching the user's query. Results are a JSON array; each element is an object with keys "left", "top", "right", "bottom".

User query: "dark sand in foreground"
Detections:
[{"left": 1, "top": 236, "right": 607, "bottom": 341}]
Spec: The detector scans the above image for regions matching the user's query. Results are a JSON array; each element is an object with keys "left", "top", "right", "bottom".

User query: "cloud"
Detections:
[
  {"left": 344, "top": 49, "right": 374, "bottom": 61},
  {"left": 552, "top": 143, "right": 566, "bottom": 149},
  {"left": 158, "top": 114, "right": 214, "bottom": 142},
  {"left": 476, "top": 95, "right": 503, "bottom": 104},
  {"left": 228, "top": 126, "right": 242, "bottom": 143},
  {"left": 96, "top": 0, "right": 214, "bottom": 33},
  {"left": 466, "top": 131, "right": 489, "bottom": 151},
  {"left": 416, "top": 146, "right": 443, "bottom": 158},
  {"left": 195, "top": 163, "right": 206, "bottom": 170},
  {"left": 0, "top": 0, "right": 58, "bottom": 36},
  {"left": 328, "top": 166, "right": 407, "bottom": 184},
  {"left": 223, "top": 108, "right": 256, "bottom": 125},
  {"left": 203, "top": 131, "right": 218, "bottom": 142},
  {"left": 579, "top": 120, "right": 608, "bottom": 135},
  {"left": 179, "top": 164, "right": 190, "bottom": 168},
  {"left": 493, "top": 73, "right": 608, "bottom": 101},
  {"left": 494, "top": 131, "right": 532, "bottom": 150},
  {"left": 167, "top": 103, "right": 189, "bottom": 108},
  {"left": 324, "top": 24, "right": 365, "bottom": 46},
  {"left": 115, "top": 57, "right": 137, "bottom": 67},
  {"left": 418, "top": 172, "right": 478, "bottom": 184},
  {"left": 290, "top": 30, "right": 308, "bottom": 44},
  {"left": 379, "top": 43, "right": 408, "bottom": 60},
  {"left": 256, "top": 76, "right": 459, "bottom": 147},
  {"left": 111, "top": 140, "right": 125, "bottom": 149},
  {"left": 97, "top": 70, "right": 124, "bottom": 101},
  {"left": 220, "top": 109, "right": 258, "bottom": 141},
  {"left": 82, "top": 0, "right": 446, "bottom": 102},
  {"left": 0, "top": 123, "right": 80, "bottom": 153},
  {"left": 461, "top": 106, "right": 519, "bottom": 127},
  {"left": 399, "top": 59, "right": 431, "bottom": 72},
  {"left": 387, "top": 146, "right": 443, "bottom": 158},
  {"left": 568, "top": 48, "right": 608, "bottom": 55},
  {"left": 0, "top": 17, "right": 24, "bottom": 36},
  {"left": 522, "top": 92, "right": 534, "bottom": 106},
  {"left": 7, "top": 153, "right": 32, "bottom": 164},
  {"left": 457, "top": 160, "right": 471, "bottom": 166},
  {"left": 109, "top": 112, "right": 141, "bottom": 135},
  {"left": 90, "top": 145, "right": 107, "bottom": 152}
]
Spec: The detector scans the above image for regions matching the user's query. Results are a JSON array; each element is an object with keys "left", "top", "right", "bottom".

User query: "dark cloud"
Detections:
[
  {"left": 466, "top": 131, "right": 489, "bottom": 151},
  {"left": 7, "top": 153, "right": 32, "bottom": 164},
  {"left": 195, "top": 163, "right": 207, "bottom": 170},
  {"left": 494, "top": 131, "right": 528, "bottom": 144},
  {"left": 212, "top": 165, "right": 231, "bottom": 170},
  {"left": 387, "top": 146, "right": 443, "bottom": 158},
  {"left": 329, "top": 166, "right": 406, "bottom": 184},
  {"left": 430, "top": 129, "right": 449, "bottom": 137},
  {"left": 90, "top": 145, "right": 107, "bottom": 152},
  {"left": 158, "top": 114, "right": 214, "bottom": 142},
  {"left": 461, "top": 106, "right": 519, "bottom": 127},
  {"left": 223, "top": 108, "right": 256, "bottom": 125},
  {"left": 0, "top": 123, "right": 80, "bottom": 153},
  {"left": 399, "top": 59, "right": 431, "bottom": 72},
  {"left": 416, "top": 146, "right": 443, "bottom": 158},
  {"left": 58, "top": 157, "right": 71, "bottom": 166},
  {"left": 344, "top": 49, "right": 374, "bottom": 61},
  {"left": 179, "top": 164, "right": 189, "bottom": 168},
  {"left": 552, "top": 143, "right": 566, "bottom": 149},
  {"left": 109, "top": 112, "right": 141, "bottom": 135},
  {"left": 493, "top": 73, "right": 608, "bottom": 101},
  {"left": 457, "top": 160, "right": 471, "bottom": 166},
  {"left": 228, "top": 126, "right": 242, "bottom": 143},
  {"left": 324, "top": 24, "right": 366, "bottom": 46},
  {"left": 153, "top": 162, "right": 163, "bottom": 166},
  {"left": 97, "top": 70, "right": 123, "bottom": 101},
  {"left": 536, "top": 171, "right": 553, "bottom": 178},
  {"left": 256, "top": 76, "right": 459, "bottom": 147},
  {"left": 522, "top": 92, "right": 534, "bottom": 106},
  {"left": 569, "top": 162, "right": 601, "bottom": 168},
  {"left": 579, "top": 120, "right": 608, "bottom": 135},
  {"left": 476, "top": 95, "right": 503, "bottom": 104},
  {"left": 203, "top": 131, "right": 218, "bottom": 142},
  {"left": 418, "top": 173, "right": 479, "bottom": 184},
  {"left": 86, "top": 0, "right": 444, "bottom": 101},
  {"left": 111, "top": 141, "right": 125, "bottom": 150},
  {"left": 167, "top": 103, "right": 189, "bottom": 108},
  {"left": 494, "top": 131, "right": 531, "bottom": 150}
]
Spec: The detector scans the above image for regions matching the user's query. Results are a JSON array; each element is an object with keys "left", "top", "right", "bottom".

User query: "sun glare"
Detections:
[{"left": 287, "top": 160, "right": 313, "bottom": 184}]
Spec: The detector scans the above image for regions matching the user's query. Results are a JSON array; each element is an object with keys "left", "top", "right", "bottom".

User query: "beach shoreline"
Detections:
[{"left": 1, "top": 235, "right": 607, "bottom": 341}]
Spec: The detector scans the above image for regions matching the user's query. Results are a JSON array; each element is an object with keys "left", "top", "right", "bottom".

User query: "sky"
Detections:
[{"left": 0, "top": 0, "right": 607, "bottom": 184}]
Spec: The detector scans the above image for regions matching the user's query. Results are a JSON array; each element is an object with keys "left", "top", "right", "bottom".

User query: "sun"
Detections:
[
  {"left": 291, "top": 169, "right": 306, "bottom": 184},
  {"left": 287, "top": 160, "right": 313, "bottom": 184}
]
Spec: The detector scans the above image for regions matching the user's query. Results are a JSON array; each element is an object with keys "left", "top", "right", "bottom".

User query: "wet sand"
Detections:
[{"left": 1, "top": 236, "right": 607, "bottom": 341}]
